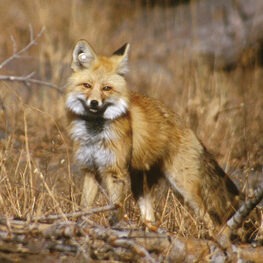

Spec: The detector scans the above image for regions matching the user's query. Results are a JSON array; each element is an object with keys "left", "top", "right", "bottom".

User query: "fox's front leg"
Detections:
[
  {"left": 103, "top": 168, "right": 129, "bottom": 225},
  {"left": 80, "top": 172, "right": 99, "bottom": 209}
]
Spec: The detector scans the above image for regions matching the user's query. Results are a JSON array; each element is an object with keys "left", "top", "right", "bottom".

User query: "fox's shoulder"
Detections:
[
  {"left": 129, "top": 91, "right": 168, "bottom": 111},
  {"left": 129, "top": 91, "right": 185, "bottom": 127}
]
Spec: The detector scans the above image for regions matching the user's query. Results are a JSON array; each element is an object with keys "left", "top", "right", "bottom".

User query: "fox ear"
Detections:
[
  {"left": 112, "top": 43, "right": 130, "bottom": 75},
  {"left": 71, "top": 40, "right": 96, "bottom": 71}
]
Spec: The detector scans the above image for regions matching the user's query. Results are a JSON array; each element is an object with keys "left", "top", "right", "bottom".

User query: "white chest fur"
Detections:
[{"left": 70, "top": 119, "right": 116, "bottom": 169}]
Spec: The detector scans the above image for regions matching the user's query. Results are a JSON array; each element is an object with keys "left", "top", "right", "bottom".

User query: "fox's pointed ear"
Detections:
[
  {"left": 71, "top": 40, "right": 96, "bottom": 71},
  {"left": 113, "top": 43, "right": 130, "bottom": 75}
]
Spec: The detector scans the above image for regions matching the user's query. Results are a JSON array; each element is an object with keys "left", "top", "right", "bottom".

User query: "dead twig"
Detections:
[
  {"left": 0, "top": 25, "right": 44, "bottom": 70},
  {"left": 0, "top": 73, "right": 61, "bottom": 91},
  {"left": 0, "top": 26, "right": 61, "bottom": 92},
  {"left": 0, "top": 218, "right": 262, "bottom": 262},
  {"left": 215, "top": 183, "right": 263, "bottom": 251},
  {"left": 227, "top": 183, "right": 263, "bottom": 231},
  {"left": 111, "top": 238, "right": 157, "bottom": 263}
]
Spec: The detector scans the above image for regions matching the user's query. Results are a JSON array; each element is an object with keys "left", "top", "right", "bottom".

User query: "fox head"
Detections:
[{"left": 66, "top": 40, "right": 130, "bottom": 120}]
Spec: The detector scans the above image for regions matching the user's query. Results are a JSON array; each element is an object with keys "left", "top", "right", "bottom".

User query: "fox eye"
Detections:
[
  {"left": 103, "top": 86, "right": 112, "bottom": 91},
  {"left": 83, "top": 83, "right": 92, "bottom": 89}
]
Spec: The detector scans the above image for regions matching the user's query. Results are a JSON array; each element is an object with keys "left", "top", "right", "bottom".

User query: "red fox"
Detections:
[{"left": 66, "top": 40, "right": 240, "bottom": 229}]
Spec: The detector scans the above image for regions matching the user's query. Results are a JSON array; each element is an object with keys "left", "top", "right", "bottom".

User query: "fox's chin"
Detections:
[
  {"left": 88, "top": 108, "right": 99, "bottom": 113},
  {"left": 83, "top": 106, "right": 106, "bottom": 119}
]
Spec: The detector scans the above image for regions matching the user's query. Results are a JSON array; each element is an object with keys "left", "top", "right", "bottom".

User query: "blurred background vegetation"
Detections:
[{"left": 0, "top": 0, "right": 262, "bottom": 235}]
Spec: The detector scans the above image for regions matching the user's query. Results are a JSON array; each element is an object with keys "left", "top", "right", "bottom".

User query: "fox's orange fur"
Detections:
[{"left": 66, "top": 40, "right": 240, "bottom": 229}]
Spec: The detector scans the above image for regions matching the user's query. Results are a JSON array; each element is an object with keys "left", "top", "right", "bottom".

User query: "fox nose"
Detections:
[{"left": 90, "top": 100, "right": 99, "bottom": 108}]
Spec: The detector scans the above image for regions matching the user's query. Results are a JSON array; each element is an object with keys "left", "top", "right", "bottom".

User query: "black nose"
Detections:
[{"left": 90, "top": 100, "right": 99, "bottom": 108}]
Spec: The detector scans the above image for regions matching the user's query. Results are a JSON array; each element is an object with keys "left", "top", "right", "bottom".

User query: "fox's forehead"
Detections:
[
  {"left": 70, "top": 67, "right": 124, "bottom": 86},
  {"left": 73, "top": 56, "right": 118, "bottom": 79},
  {"left": 92, "top": 56, "right": 116, "bottom": 72}
]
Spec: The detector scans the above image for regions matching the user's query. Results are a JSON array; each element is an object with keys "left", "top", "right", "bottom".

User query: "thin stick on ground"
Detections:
[{"left": 227, "top": 183, "right": 263, "bottom": 231}]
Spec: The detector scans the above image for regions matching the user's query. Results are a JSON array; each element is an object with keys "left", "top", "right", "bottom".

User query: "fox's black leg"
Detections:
[{"left": 130, "top": 168, "right": 155, "bottom": 223}]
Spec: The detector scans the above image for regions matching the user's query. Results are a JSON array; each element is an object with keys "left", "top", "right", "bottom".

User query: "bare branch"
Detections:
[
  {"left": 0, "top": 73, "right": 62, "bottom": 93},
  {"left": 0, "top": 27, "right": 45, "bottom": 70},
  {"left": 0, "top": 72, "right": 34, "bottom": 82},
  {"left": 0, "top": 26, "right": 63, "bottom": 93}
]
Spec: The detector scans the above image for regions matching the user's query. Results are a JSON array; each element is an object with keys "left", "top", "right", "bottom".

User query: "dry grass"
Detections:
[{"left": 0, "top": 0, "right": 262, "bottom": 239}]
